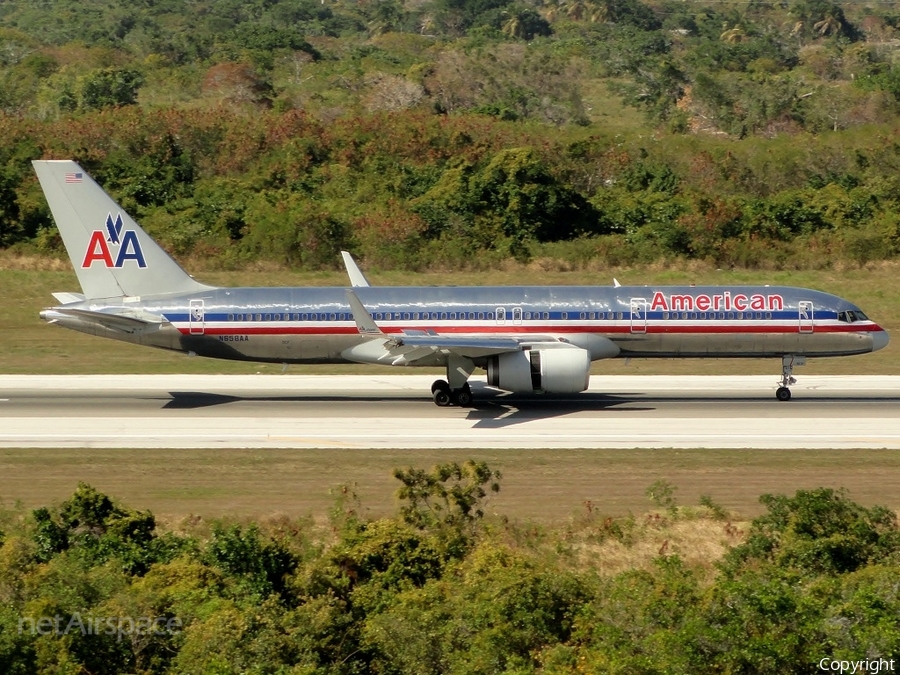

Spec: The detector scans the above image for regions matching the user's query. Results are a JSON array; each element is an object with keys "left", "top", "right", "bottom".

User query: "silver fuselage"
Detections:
[{"left": 41, "top": 284, "right": 888, "bottom": 367}]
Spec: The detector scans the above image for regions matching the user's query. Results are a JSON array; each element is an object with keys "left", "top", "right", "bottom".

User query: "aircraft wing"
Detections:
[
  {"left": 41, "top": 307, "right": 166, "bottom": 334},
  {"left": 388, "top": 333, "right": 525, "bottom": 358},
  {"left": 344, "top": 289, "right": 568, "bottom": 365}
]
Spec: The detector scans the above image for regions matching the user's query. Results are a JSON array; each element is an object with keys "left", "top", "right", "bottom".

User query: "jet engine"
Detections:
[{"left": 486, "top": 348, "right": 591, "bottom": 394}]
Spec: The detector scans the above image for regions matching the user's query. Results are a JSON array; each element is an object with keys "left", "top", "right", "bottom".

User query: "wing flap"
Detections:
[{"left": 395, "top": 334, "right": 524, "bottom": 358}]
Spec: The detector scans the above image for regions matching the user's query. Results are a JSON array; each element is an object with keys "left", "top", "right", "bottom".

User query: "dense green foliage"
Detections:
[
  {"left": 1, "top": 470, "right": 899, "bottom": 673},
  {"left": 3, "top": 1, "right": 900, "bottom": 268}
]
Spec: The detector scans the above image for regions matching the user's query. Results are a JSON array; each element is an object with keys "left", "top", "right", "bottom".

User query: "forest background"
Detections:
[
  {"left": 3, "top": 2, "right": 900, "bottom": 672},
  {"left": 1, "top": 0, "right": 900, "bottom": 271}
]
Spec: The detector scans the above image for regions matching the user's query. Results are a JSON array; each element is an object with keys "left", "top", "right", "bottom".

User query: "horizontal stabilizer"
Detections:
[
  {"left": 41, "top": 307, "right": 164, "bottom": 334},
  {"left": 52, "top": 292, "right": 86, "bottom": 305}
]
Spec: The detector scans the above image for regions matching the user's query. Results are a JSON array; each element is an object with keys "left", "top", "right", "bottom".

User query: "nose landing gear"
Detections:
[{"left": 776, "top": 355, "right": 805, "bottom": 402}]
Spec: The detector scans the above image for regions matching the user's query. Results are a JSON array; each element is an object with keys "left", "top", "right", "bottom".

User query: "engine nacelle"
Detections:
[{"left": 486, "top": 348, "right": 591, "bottom": 394}]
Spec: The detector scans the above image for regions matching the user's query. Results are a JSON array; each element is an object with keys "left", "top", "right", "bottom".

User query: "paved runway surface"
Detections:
[{"left": 1, "top": 374, "right": 899, "bottom": 449}]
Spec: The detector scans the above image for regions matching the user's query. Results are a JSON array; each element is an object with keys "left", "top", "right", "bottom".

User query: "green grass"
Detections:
[
  {"left": 1, "top": 261, "right": 896, "bottom": 375},
  {"left": 1, "top": 447, "right": 899, "bottom": 522}
]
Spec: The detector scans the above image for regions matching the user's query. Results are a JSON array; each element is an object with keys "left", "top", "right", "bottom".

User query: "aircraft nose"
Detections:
[{"left": 872, "top": 328, "right": 890, "bottom": 352}]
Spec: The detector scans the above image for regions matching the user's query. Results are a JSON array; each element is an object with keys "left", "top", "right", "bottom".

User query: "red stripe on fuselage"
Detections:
[{"left": 176, "top": 323, "right": 884, "bottom": 336}]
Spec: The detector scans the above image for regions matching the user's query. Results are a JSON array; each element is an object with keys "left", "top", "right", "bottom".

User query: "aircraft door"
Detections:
[
  {"left": 799, "top": 300, "right": 814, "bottom": 333},
  {"left": 189, "top": 299, "right": 205, "bottom": 335},
  {"left": 630, "top": 298, "right": 647, "bottom": 334},
  {"left": 496, "top": 307, "right": 506, "bottom": 325},
  {"left": 513, "top": 307, "right": 523, "bottom": 325}
]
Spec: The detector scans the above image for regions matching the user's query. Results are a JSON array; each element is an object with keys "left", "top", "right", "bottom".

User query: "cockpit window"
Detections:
[{"left": 838, "top": 310, "right": 869, "bottom": 323}]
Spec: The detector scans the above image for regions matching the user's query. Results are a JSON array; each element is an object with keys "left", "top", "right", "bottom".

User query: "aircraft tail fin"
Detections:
[{"left": 32, "top": 160, "right": 213, "bottom": 299}]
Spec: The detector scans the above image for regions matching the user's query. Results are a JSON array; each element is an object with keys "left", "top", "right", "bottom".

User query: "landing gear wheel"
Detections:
[
  {"left": 431, "top": 379, "right": 451, "bottom": 407},
  {"left": 776, "top": 355, "right": 804, "bottom": 402},
  {"left": 433, "top": 388, "right": 452, "bottom": 407},
  {"left": 452, "top": 383, "right": 473, "bottom": 407},
  {"left": 776, "top": 386, "right": 792, "bottom": 402}
]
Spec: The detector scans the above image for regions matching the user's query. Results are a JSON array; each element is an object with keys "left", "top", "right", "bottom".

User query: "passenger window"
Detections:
[
  {"left": 450, "top": 312, "right": 456, "bottom": 320},
  {"left": 441, "top": 312, "right": 447, "bottom": 320},
  {"left": 479, "top": 312, "right": 485, "bottom": 320},
  {"left": 561, "top": 312, "right": 568, "bottom": 320}
]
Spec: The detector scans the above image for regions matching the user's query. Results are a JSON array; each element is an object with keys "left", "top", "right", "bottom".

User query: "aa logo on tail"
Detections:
[{"left": 81, "top": 213, "right": 147, "bottom": 268}]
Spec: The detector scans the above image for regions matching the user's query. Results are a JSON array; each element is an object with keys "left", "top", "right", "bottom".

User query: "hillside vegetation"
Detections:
[
  {"left": 2, "top": 1, "right": 900, "bottom": 270},
  {"left": 1, "top": 466, "right": 899, "bottom": 673}
]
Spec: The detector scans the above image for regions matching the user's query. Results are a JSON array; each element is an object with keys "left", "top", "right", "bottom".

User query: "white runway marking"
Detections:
[{"left": 1, "top": 374, "right": 899, "bottom": 449}]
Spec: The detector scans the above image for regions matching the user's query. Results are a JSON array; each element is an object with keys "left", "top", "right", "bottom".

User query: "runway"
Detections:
[{"left": 1, "top": 374, "right": 899, "bottom": 449}]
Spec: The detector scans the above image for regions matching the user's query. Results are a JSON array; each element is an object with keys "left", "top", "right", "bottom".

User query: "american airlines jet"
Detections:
[{"left": 33, "top": 160, "right": 889, "bottom": 406}]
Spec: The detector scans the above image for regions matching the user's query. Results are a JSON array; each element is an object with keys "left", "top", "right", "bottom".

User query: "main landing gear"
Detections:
[
  {"left": 776, "top": 355, "right": 806, "bottom": 402},
  {"left": 431, "top": 380, "right": 473, "bottom": 407},
  {"left": 431, "top": 354, "right": 476, "bottom": 407}
]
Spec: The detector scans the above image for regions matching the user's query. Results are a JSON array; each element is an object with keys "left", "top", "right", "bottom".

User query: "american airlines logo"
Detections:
[
  {"left": 81, "top": 213, "right": 147, "bottom": 268},
  {"left": 650, "top": 291, "right": 784, "bottom": 312}
]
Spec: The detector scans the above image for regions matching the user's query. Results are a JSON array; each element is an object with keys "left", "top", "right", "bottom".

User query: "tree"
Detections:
[
  {"left": 394, "top": 460, "right": 501, "bottom": 535},
  {"left": 501, "top": 8, "right": 552, "bottom": 39},
  {"left": 720, "top": 25, "right": 746, "bottom": 43},
  {"left": 205, "top": 524, "right": 297, "bottom": 600},
  {"left": 720, "top": 488, "right": 900, "bottom": 577},
  {"left": 814, "top": 12, "right": 842, "bottom": 36},
  {"left": 80, "top": 68, "right": 143, "bottom": 110},
  {"left": 30, "top": 483, "right": 179, "bottom": 575}
]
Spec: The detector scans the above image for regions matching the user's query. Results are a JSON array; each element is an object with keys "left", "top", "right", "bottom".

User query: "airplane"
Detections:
[{"left": 33, "top": 159, "right": 889, "bottom": 406}]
